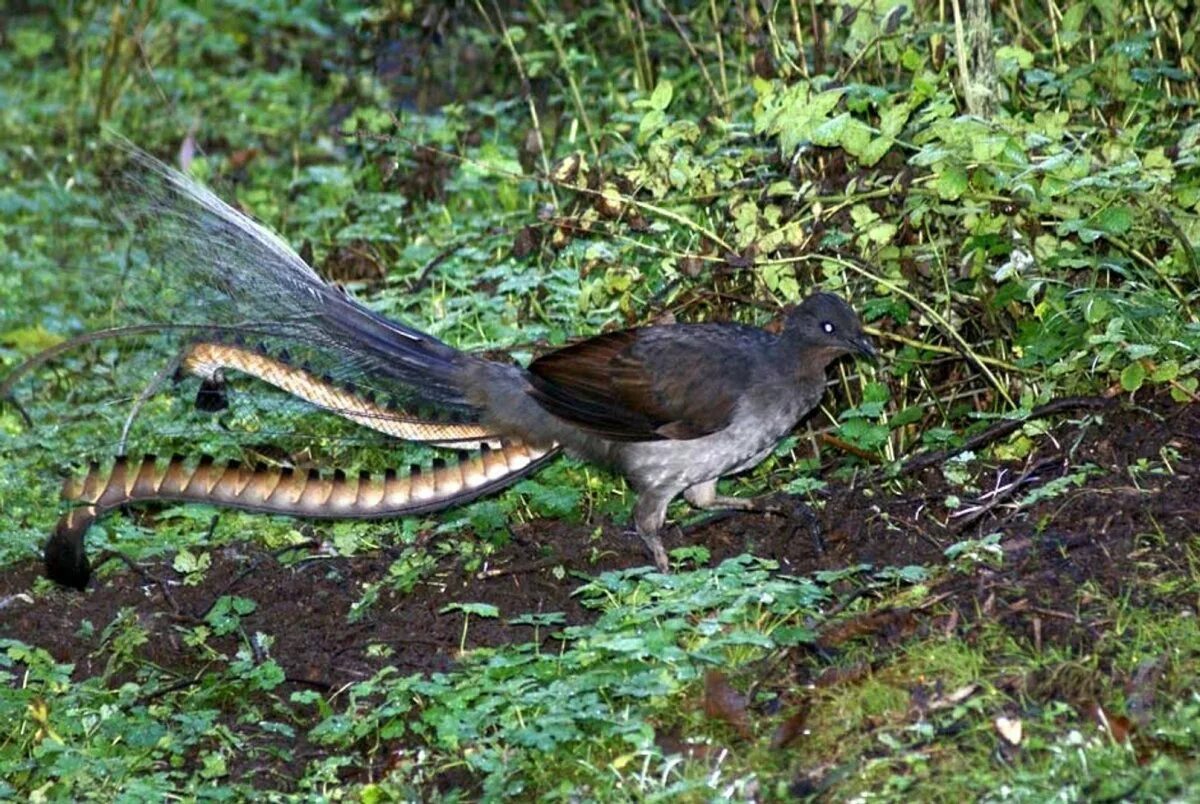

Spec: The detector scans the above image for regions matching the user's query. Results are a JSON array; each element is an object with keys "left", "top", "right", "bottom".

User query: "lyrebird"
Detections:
[{"left": 20, "top": 149, "right": 874, "bottom": 589}]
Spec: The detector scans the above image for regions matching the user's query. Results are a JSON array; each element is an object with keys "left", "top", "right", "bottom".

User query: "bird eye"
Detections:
[{"left": 821, "top": 321, "right": 835, "bottom": 334}]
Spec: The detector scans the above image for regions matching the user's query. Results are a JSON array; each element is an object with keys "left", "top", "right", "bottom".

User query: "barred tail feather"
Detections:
[{"left": 45, "top": 443, "right": 559, "bottom": 589}]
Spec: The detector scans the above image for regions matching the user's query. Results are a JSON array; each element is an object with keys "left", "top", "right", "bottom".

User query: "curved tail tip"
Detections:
[{"left": 43, "top": 529, "right": 91, "bottom": 591}]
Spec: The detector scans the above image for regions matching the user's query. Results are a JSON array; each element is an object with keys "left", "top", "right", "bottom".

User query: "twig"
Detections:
[
  {"left": 136, "top": 674, "right": 204, "bottom": 705},
  {"left": 194, "top": 538, "right": 320, "bottom": 621},
  {"left": 901, "top": 397, "right": 1114, "bottom": 476},
  {"left": 119, "top": 351, "right": 184, "bottom": 454},
  {"left": 655, "top": 0, "right": 729, "bottom": 117},
  {"left": 476, "top": 0, "right": 560, "bottom": 205},
  {"left": 409, "top": 234, "right": 478, "bottom": 292},
  {"left": 949, "top": 456, "right": 1060, "bottom": 531},
  {"left": 819, "top": 433, "right": 883, "bottom": 464},
  {"left": 476, "top": 556, "right": 564, "bottom": 579},
  {"left": 100, "top": 550, "right": 192, "bottom": 619},
  {"left": 0, "top": 324, "right": 176, "bottom": 408}
]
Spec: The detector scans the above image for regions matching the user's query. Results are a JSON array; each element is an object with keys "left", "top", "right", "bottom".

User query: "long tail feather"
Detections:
[
  {"left": 44, "top": 443, "right": 560, "bottom": 589},
  {"left": 114, "top": 140, "right": 476, "bottom": 412},
  {"left": 180, "top": 341, "right": 499, "bottom": 447}
]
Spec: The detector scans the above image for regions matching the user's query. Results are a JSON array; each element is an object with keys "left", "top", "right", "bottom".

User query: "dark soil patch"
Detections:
[{"left": 1, "top": 394, "right": 1196, "bottom": 789}]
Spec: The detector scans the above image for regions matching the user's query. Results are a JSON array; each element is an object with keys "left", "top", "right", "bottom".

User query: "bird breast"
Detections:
[{"left": 613, "top": 382, "right": 822, "bottom": 493}]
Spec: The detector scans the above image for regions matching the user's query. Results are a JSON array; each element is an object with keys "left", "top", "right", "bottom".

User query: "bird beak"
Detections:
[{"left": 851, "top": 334, "right": 878, "bottom": 362}]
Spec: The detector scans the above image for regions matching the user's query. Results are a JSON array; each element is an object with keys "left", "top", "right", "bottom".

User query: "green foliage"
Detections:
[{"left": 318, "top": 556, "right": 829, "bottom": 794}]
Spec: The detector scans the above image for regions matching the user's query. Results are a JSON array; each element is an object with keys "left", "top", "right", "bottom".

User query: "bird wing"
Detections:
[{"left": 525, "top": 325, "right": 754, "bottom": 441}]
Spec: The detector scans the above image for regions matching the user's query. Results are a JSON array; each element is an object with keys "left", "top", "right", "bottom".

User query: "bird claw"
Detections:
[
  {"left": 627, "top": 528, "right": 671, "bottom": 572},
  {"left": 757, "top": 492, "right": 825, "bottom": 554}
]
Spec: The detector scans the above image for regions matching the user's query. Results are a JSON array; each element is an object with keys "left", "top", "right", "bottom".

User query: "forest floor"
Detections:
[{"left": 4, "top": 394, "right": 1195, "bottom": 790}]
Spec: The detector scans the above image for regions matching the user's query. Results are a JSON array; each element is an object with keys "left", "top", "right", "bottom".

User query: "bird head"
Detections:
[{"left": 784, "top": 292, "right": 877, "bottom": 363}]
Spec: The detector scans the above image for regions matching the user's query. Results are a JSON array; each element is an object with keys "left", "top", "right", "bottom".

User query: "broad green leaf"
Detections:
[
  {"left": 879, "top": 101, "right": 913, "bottom": 137},
  {"left": 840, "top": 118, "right": 873, "bottom": 158},
  {"left": 860, "top": 136, "right": 894, "bottom": 166},
  {"left": 810, "top": 112, "right": 850, "bottom": 147}
]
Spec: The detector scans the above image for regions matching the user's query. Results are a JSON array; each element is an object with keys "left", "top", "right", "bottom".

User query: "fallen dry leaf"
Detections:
[
  {"left": 817, "top": 608, "right": 918, "bottom": 647},
  {"left": 704, "top": 670, "right": 752, "bottom": 739},
  {"left": 928, "top": 683, "right": 980, "bottom": 711},
  {"left": 995, "top": 715, "right": 1022, "bottom": 745},
  {"left": 769, "top": 706, "right": 809, "bottom": 750}
]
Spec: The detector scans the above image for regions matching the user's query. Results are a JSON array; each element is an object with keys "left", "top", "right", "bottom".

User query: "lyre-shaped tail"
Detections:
[{"left": 45, "top": 442, "right": 559, "bottom": 589}]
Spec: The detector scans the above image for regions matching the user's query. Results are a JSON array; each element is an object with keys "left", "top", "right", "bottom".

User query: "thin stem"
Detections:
[{"left": 475, "top": 0, "right": 561, "bottom": 207}]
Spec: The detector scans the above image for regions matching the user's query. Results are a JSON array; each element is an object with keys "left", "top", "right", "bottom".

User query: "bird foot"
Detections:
[
  {"left": 756, "top": 492, "right": 825, "bottom": 554},
  {"left": 627, "top": 529, "right": 671, "bottom": 572}
]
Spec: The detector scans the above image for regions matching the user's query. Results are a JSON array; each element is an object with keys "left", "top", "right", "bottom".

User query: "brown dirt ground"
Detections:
[{"left": 1, "top": 394, "right": 1197, "bottom": 790}]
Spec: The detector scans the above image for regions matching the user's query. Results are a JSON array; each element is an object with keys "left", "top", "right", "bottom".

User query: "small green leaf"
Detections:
[
  {"left": 637, "top": 109, "right": 667, "bottom": 142},
  {"left": 766, "top": 179, "right": 796, "bottom": 196},
  {"left": 1060, "top": 3, "right": 1088, "bottom": 32},
  {"left": 1125, "top": 343, "right": 1158, "bottom": 360},
  {"left": 1120, "top": 362, "right": 1146, "bottom": 392},
  {"left": 173, "top": 548, "right": 211, "bottom": 576},
  {"left": 995, "top": 45, "right": 1035, "bottom": 70},
  {"left": 1091, "top": 205, "right": 1133, "bottom": 236},
  {"left": 1083, "top": 297, "right": 1111, "bottom": 324},
  {"left": 849, "top": 203, "right": 880, "bottom": 227},
  {"left": 10, "top": 26, "right": 55, "bottom": 60},
  {"left": 648, "top": 80, "right": 674, "bottom": 111},
  {"left": 889, "top": 406, "right": 926, "bottom": 428},
  {"left": 936, "top": 165, "right": 968, "bottom": 200},
  {"left": 1170, "top": 377, "right": 1198, "bottom": 402},
  {"left": 441, "top": 602, "right": 501, "bottom": 618},
  {"left": 770, "top": 626, "right": 816, "bottom": 646},
  {"left": 838, "top": 419, "right": 890, "bottom": 450},
  {"left": 1150, "top": 360, "right": 1179, "bottom": 382},
  {"left": 0, "top": 325, "right": 62, "bottom": 353},
  {"left": 865, "top": 221, "right": 897, "bottom": 244}
]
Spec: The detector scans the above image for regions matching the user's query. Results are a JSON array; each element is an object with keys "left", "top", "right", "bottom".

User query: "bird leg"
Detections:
[
  {"left": 632, "top": 481, "right": 825, "bottom": 573},
  {"left": 633, "top": 492, "right": 672, "bottom": 572},
  {"left": 683, "top": 479, "right": 760, "bottom": 511},
  {"left": 684, "top": 480, "right": 825, "bottom": 553}
]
